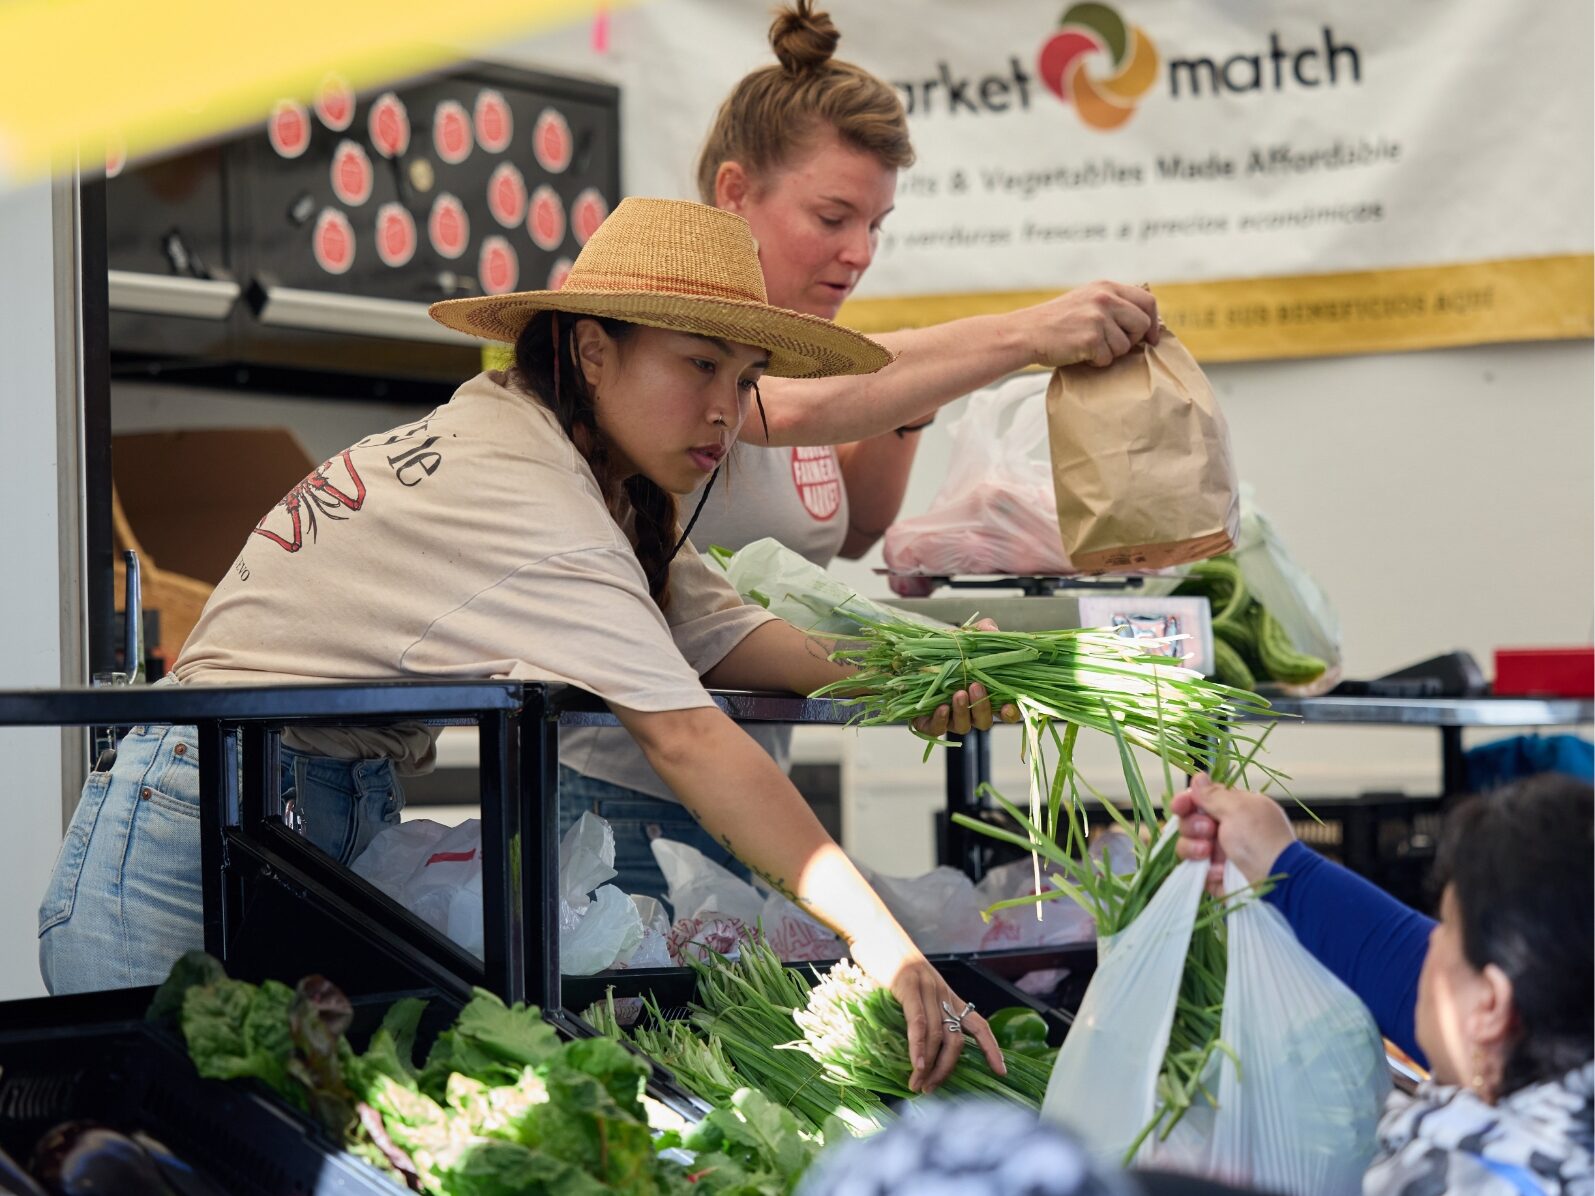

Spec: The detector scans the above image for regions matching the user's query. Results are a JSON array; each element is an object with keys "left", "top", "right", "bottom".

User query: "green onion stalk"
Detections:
[{"left": 789, "top": 960, "right": 1054, "bottom": 1109}]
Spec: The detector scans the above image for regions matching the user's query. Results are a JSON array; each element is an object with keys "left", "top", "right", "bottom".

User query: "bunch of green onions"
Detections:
[
  {"left": 813, "top": 618, "right": 1273, "bottom": 773},
  {"left": 589, "top": 989, "right": 751, "bottom": 1111},
  {"left": 789, "top": 960, "right": 1053, "bottom": 1108}
]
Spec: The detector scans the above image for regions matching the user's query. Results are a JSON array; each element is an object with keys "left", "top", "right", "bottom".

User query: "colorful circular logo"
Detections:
[
  {"left": 267, "top": 99, "right": 311, "bottom": 159},
  {"left": 479, "top": 236, "right": 519, "bottom": 295},
  {"left": 1038, "top": 3, "right": 1159, "bottom": 130},
  {"left": 570, "top": 187, "right": 608, "bottom": 246}
]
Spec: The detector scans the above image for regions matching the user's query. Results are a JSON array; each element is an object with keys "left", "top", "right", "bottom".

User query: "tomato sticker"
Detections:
[
  {"left": 532, "top": 108, "right": 573, "bottom": 173},
  {"left": 433, "top": 99, "right": 473, "bottom": 165},
  {"left": 479, "top": 236, "right": 518, "bottom": 295},
  {"left": 315, "top": 74, "right": 355, "bottom": 131},
  {"left": 330, "top": 140, "right": 373, "bottom": 207},
  {"left": 428, "top": 192, "right": 469, "bottom": 259},
  {"left": 312, "top": 208, "right": 356, "bottom": 275},
  {"left": 571, "top": 187, "right": 608, "bottom": 246},
  {"left": 268, "top": 99, "right": 312, "bottom": 159},
  {"left": 368, "top": 92, "right": 410, "bottom": 158},
  {"left": 375, "top": 203, "right": 417, "bottom": 268},
  {"left": 487, "top": 162, "right": 527, "bottom": 228},
  {"left": 547, "top": 257, "right": 573, "bottom": 291},
  {"left": 527, "top": 185, "right": 566, "bottom": 251},
  {"left": 791, "top": 446, "right": 842, "bottom": 521},
  {"left": 474, "top": 89, "right": 513, "bottom": 154}
]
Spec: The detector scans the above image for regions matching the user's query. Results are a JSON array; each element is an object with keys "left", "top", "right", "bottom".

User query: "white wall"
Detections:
[{"left": 0, "top": 181, "right": 79, "bottom": 999}]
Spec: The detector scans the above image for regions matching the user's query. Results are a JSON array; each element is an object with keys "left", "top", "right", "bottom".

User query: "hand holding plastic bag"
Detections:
[{"left": 1042, "top": 858, "right": 1388, "bottom": 1194}]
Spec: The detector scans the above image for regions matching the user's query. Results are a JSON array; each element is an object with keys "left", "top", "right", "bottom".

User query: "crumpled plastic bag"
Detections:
[
  {"left": 707, "top": 537, "right": 947, "bottom": 636},
  {"left": 857, "top": 864, "right": 989, "bottom": 954},
  {"left": 350, "top": 811, "right": 655, "bottom": 974},
  {"left": 973, "top": 858, "right": 1096, "bottom": 951},
  {"left": 884, "top": 375, "right": 1074, "bottom": 592},
  {"left": 1042, "top": 857, "right": 1388, "bottom": 1194},
  {"left": 653, "top": 838, "right": 844, "bottom": 963}
]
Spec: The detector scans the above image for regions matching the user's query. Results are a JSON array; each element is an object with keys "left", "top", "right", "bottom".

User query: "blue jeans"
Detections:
[
  {"left": 557, "top": 766, "right": 748, "bottom": 908},
  {"left": 38, "top": 724, "right": 403, "bottom": 994}
]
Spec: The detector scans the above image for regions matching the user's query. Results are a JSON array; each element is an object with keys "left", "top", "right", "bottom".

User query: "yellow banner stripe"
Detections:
[
  {"left": 838, "top": 254, "right": 1594, "bottom": 363},
  {"left": 0, "top": 0, "right": 610, "bottom": 184}
]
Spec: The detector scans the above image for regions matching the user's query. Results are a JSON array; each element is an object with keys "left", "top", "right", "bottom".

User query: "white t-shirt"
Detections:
[
  {"left": 560, "top": 439, "right": 849, "bottom": 799},
  {"left": 173, "top": 370, "right": 777, "bottom": 772}
]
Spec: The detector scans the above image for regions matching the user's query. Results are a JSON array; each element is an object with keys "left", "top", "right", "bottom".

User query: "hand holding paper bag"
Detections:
[{"left": 1048, "top": 332, "right": 1241, "bottom": 573}]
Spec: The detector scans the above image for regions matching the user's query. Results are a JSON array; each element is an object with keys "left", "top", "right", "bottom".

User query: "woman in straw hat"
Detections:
[
  {"left": 561, "top": 0, "right": 1161, "bottom": 898},
  {"left": 39, "top": 196, "right": 1006, "bottom": 1095}
]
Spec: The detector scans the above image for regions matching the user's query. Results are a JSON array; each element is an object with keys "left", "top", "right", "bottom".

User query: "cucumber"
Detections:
[
  {"left": 1174, "top": 555, "right": 1247, "bottom": 623},
  {"left": 1252, "top": 604, "right": 1328, "bottom": 685},
  {"left": 1211, "top": 637, "right": 1257, "bottom": 691}
]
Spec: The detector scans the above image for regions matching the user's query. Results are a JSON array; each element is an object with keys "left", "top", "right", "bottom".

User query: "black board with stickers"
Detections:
[{"left": 104, "top": 61, "right": 620, "bottom": 400}]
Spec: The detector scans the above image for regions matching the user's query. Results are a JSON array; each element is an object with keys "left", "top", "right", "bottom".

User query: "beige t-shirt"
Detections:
[
  {"left": 560, "top": 439, "right": 849, "bottom": 799},
  {"left": 173, "top": 370, "right": 777, "bottom": 772}
]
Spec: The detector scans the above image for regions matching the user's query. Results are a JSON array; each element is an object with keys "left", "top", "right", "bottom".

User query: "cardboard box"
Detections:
[{"left": 113, "top": 428, "right": 317, "bottom": 658}]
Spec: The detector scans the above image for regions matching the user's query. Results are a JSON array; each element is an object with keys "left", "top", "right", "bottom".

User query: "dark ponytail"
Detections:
[
  {"left": 1435, "top": 773, "right": 1594, "bottom": 1094},
  {"left": 511, "top": 310, "right": 680, "bottom": 611}
]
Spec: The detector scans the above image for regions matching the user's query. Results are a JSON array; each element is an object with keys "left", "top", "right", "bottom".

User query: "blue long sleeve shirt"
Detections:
[{"left": 1262, "top": 840, "right": 1434, "bottom": 1066}]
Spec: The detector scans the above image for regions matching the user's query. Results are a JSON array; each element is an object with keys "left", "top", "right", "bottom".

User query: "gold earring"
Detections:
[{"left": 1470, "top": 1050, "right": 1486, "bottom": 1094}]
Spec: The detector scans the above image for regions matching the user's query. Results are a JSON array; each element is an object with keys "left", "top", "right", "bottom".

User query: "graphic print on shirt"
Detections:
[
  {"left": 790, "top": 446, "right": 842, "bottom": 521},
  {"left": 252, "top": 451, "right": 367, "bottom": 553}
]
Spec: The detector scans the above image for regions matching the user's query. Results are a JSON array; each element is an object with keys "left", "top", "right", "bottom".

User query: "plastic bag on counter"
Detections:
[
  {"left": 857, "top": 864, "right": 989, "bottom": 954},
  {"left": 653, "top": 838, "right": 845, "bottom": 963},
  {"left": 706, "top": 537, "right": 946, "bottom": 636},
  {"left": 1042, "top": 858, "right": 1388, "bottom": 1194},
  {"left": 884, "top": 375, "right": 1074, "bottom": 592},
  {"left": 973, "top": 859, "right": 1095, "bottom": 951},
  {"left": 1231, "top": 484, "right": 1342, "bottom": 692}
]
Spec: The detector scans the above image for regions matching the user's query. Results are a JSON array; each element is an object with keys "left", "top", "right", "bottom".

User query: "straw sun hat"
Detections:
[{"left": 429, "top": 197, "right": 892, "bottom": 379}]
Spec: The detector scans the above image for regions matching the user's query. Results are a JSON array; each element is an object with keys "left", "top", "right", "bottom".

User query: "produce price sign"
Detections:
[{"left": 604, "top": 0, "right": 1592, "bottom": 361}]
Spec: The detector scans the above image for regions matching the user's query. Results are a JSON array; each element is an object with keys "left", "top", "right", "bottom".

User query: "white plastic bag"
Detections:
[
  {"left": 559, "top": 811, "right": 645, "bottom": 975},
  {"left": 858, "top": 864, "right": 989, "bottom": 954},
  {"left": 1043, "top": 858, "right": 1388, "bottom": 1194},
  {"left": 1231, "top": 484, "right": 1343, "bottom": 691},
  {"left": 707, "top": 537, "right": 946, "bottom": 636},
  {"left": 974, "top": 859, "right": 1096, "bottom": 951},
  {"left": 653, "top": 837, "right": 844, "bottom": 963},
  {"left": 352, "top": 818, "right": 486, "bottom": 956},
  {"left": 884, "top": 375, "right": 1074, "bottom": 586}
]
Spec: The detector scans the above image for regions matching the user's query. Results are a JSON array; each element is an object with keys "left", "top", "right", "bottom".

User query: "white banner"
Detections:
[{"left": 532, "top": 0, "right": 1593, "bottom": 360}]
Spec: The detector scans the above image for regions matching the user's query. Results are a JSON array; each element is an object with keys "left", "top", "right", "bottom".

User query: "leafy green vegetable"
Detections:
[
  {"left": 418, "top": 988, "right": 561, "bottom": 1098},
  {"left": 181, "top": 976, "right": 303, "bottom": 1111},
  {"left": 146, "top": 949, "right": 227, "bottom": 1025}
]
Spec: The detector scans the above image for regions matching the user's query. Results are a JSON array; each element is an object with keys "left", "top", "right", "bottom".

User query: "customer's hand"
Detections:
[
  {"left": 1018, "top": 280, "right": 1162, "bottom": 369},
  {"left": 854, "top": 937, "right": 1006, "bottom": 1093},
  {"left": 911, "top": 619, "right": 1022, "bottom": 737},
  {"left": 1170, "top": 774, "right": 1296, "bottom": 895}
]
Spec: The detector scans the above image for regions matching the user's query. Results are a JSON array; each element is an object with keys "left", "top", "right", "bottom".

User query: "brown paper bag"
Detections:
[{"left": 1047, "top": 333, "right": 1239, "bottom": 573}]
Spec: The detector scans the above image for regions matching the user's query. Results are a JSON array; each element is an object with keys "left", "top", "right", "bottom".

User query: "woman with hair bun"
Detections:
[{"left": 561, "top": 1, "right": 1160, "bottom": 897}]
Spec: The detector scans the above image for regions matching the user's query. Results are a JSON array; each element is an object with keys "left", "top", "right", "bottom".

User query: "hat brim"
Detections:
[{"left": 429, "top": 289, "right": 892, "bottom": 379}]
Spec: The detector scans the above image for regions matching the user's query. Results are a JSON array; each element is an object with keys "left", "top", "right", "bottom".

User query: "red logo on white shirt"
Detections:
[{"left": 791, "top": 446, "right": 841, "bottom": 521}]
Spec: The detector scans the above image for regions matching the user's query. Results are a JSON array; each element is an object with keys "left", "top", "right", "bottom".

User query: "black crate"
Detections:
[{"left": 0, "top": 1001, "right": 404, "bottom": 1195}]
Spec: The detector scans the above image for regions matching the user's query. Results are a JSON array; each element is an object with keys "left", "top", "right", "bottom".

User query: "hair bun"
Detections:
[{"left": 769, "top": 0, "right": 840, "bottom": 74}]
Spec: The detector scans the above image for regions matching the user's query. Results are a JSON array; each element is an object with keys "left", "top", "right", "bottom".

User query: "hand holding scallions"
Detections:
[
  {"left": 907, "top": 618, "right": 1022, "bottom": 738},
  {"left": 1172, "top": 774, "right": 1298, "bottom": 896},
  {"left": 846, "top": 931, "right": 1007, "bottom": 1093}
]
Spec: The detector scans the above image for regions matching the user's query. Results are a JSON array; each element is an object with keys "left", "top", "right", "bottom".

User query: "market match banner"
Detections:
[{"left": 593, "top": 0, "right": 1594, "bottom": 361}]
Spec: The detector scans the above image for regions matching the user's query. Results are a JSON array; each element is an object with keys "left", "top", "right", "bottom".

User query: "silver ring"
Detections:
[{"left": 944, "top": 1019, "right": 963, "bottom": 1034}]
